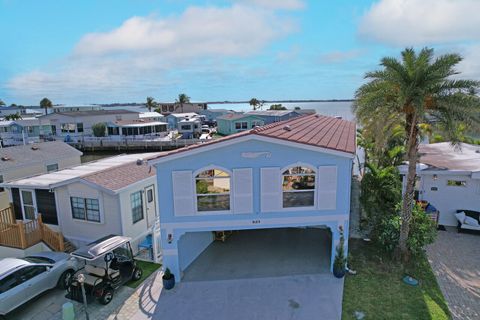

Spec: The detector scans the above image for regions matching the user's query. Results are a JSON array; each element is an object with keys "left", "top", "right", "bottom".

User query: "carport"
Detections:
[{"left": 182, "top": 227, "right": 332, "bottom": 281}]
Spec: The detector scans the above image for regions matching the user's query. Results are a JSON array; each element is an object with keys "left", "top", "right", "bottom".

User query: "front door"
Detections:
[
  {"left": 20, "top": 190, "right": 37, "bottom": 220},
  {"left": 144, "top": 185, "right": 157, "bottom": 228}
]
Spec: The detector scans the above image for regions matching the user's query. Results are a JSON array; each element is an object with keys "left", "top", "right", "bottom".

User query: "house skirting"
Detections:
[{"left": 160, "top": 214, "right": 349, "bottom": 281}]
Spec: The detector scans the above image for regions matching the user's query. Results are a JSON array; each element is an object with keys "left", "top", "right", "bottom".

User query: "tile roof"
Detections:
[
  {"left": 149, "top": 114, "right": 356, "bottom": 162},
  {"left": 0, "top": 141, "right": 83, "bottom": 170}
]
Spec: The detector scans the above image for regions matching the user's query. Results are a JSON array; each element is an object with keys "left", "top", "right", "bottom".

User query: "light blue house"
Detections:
[
  {"left": 216, "top": 113, "right": 265, "bottom": 135},
  {"left": 149, "top": 114, "right": 356, "bottom": 281},
  {"left": 165, "top": 113, "right": 199, "bottom": 130},
  {"left": 198, "top": 108, "right": 234, "bottom": 122},
  {"left": 246, "top": 110, "right": 303, "bottom": 124}
]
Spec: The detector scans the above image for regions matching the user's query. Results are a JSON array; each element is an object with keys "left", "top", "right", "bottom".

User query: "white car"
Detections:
[{"left": 0, "top": 252, "right": 80, "bottom": 316}]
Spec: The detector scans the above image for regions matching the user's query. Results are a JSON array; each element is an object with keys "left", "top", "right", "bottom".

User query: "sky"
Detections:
[{"left": 0, "top": 0, "right": 479, "bottom": 105}]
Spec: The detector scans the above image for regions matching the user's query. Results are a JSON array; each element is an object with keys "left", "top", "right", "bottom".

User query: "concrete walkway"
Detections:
[{"left": 427, "top": 228, "right": 480, "bottom": 320}]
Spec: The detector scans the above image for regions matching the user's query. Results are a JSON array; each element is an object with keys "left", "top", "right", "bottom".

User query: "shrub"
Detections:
[
  {"left": 377, "top": 204, "right": 437, "bottom": 256},
  {"left": 163, "top": 267, "right": 173, "bottom": 280},
  {"left": 334, "top": 234, "right": 347, "bottom": 271},
  {"left": 92, "top": 122, "right": 106, "bottom": 137}
]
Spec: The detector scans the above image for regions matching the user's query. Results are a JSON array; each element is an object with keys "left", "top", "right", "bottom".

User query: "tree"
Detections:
[
  {"left": 0, "top": 99, "right": 5, "bottom": 106},
  {"left": 40, "top": 97, "right": 53, "bottom": 115},
  {"left": 176, "top": 93, "right": 190, "bottom": 113},
  {"left": 249, "top": 98, "right": 263, "bottom": 111},
  {"left": 354, "top": 47, "right": 480, "bottom": 260},
  {"left": 269, "top": 104, "right": 287, "bottom": 110},
  {"left": 146, "top": 96, "right": 157, "bottom": 112},
  {"left": 294, "top": 106, "right": 301, "bottom": 110},
  {"left": 91, "top": 123, "right": 106, "bottom": 137},
  {"left": 4, "top": 113, "right": 22, "bottom": 120}
]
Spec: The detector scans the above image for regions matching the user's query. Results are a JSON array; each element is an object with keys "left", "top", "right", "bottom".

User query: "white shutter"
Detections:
[
  {"left": 172, "top": 171, "right": 195, "bottom": 216},
  {"left": 261, "top": 167, "right": 281, "bottom": 212},
  {"left": 233, "top": 168, "right": 253, "bottom": 214},
  {"left": 317, "top": 166, "right": 337, "bottom": 210}
]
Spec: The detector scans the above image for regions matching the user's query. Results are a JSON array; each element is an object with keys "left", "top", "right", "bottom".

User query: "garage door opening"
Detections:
[{"left": 182, "top": 227, "right": 332, "bottom": 282}]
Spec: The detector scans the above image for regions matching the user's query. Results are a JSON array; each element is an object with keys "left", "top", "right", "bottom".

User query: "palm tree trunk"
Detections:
[
  {"left": 44, "top": 106, "right": 47, "bottom": 115},
  {"left": 397, "top": 111, "right": 418, "bottom": 261}
]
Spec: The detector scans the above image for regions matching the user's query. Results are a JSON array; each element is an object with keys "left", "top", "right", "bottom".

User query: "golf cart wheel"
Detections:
[
  {"left": 99, "top": 288, "right": 114, "bottom": 305},
  {"left": 132, "top": 267, "right": 143, "bottom": 281},
  {"left": 57, "top": 269, "right": 75, "bottom": 289}
]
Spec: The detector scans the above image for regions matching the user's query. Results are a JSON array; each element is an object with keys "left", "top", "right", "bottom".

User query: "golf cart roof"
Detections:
[{"left": 71, "top": 235, "right": 132, "bottom": 260}]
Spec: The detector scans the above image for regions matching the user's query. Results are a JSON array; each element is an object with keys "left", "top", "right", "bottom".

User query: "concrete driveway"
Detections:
[
  {"left": 130, "top": 228, "right": 344, "bottom": 320},
  {"left": 427, "top": 228, "right": 480, "bottom": 320}
]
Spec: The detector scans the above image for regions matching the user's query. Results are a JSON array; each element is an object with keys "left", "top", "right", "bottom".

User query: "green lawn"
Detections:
[
  {"left": 342, "top": 239, "right": 450, "bottom": 320},
  {"left": 127, "top": 260, "right": 162, "bottom": 288}
]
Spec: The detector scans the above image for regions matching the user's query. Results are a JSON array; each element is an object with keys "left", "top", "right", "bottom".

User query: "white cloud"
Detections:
[
  {"left": 457, "top": 45, "right": 480, "bottom": 80},
  {"left": 6, "top": 4, "right": 296, "bottom": 103},
  {"left": 359, "top": 0, "right": 480, "bottom": 46},
  {"left": 234, "top": 0, "right": 305, "bottom": 10},
  {"left": 319, "top": 49, "right": 364, "bottom": 63}
]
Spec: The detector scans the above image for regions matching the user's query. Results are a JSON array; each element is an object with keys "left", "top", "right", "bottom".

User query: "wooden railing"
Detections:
[{"left": 0, "top": 206, "right": 65, "bottom": 251}]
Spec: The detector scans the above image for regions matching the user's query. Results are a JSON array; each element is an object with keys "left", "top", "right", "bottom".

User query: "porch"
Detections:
[{"left": 0, "top": 205, "right": 65, "bottom": 251}]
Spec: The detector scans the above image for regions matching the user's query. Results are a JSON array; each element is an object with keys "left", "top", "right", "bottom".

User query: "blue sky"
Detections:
[{"left": 1, "top": 0, "right": 479, "bottom": 105}]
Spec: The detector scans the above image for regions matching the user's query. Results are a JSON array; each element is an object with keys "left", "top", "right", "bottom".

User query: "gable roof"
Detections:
[
  {"left": 0, "top": 141, "right": 83, "bottom": 171},
  {"left": 2, "top": 152, "right": 162, "bottom": 193},
  {"left": 149, "top": 114, "right": 356, "bottom": 164}
]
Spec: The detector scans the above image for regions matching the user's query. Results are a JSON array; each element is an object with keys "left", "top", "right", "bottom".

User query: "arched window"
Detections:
[
  {"left": 195, "top": 169, "right": 231, "bottom": 212},
  {"left": 282, "top": 166, "right": 316, "bottom": 208}
]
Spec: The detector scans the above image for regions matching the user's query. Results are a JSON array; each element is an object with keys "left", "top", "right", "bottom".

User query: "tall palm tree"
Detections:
[
  {"left": 354, "top": 47, "right": 480, "bottom": 260},
  {"left": 146, "top": 96, "right": 156, "bottom": 112},
  {"left": 249, "top": 98, "right": 263, "bottom": 111},
  {"left": 40, "top": 97, "right": 53, "bottom": 115},
  {"left": 176, "top": 93, "right": 190, "bottom": 113}
]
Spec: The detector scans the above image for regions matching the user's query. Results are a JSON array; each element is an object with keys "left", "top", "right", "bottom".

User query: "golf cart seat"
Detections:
[{"left": 84, "top": 264, "right": 120, "bottom": 282}]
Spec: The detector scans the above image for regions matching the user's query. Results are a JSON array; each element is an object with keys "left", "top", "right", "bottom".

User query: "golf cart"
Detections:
[{"left": 66, "top": 235, "right": 143, "bottom": 305}]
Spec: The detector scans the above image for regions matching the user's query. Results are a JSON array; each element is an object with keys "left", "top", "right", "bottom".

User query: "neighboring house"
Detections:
[
  {"left": 199, "top": 109, "right": 235, "bottom": 122},
  {"left": 157, "top": 102, "right": 207, "bottom": 114},
  {"left": 51, "top": 104, "right": 103, "bottom": 114},
  {"left": 216, "top": 113, "right": 264, "bottom": 135},
  {"left": 177, "top": 118, "right": 202, "bottom": 139},
  {"left": 399, "top": 142, "right": 480, "bottom": 227},
  {"left": 139, "top": 111, "right": 165, "bottom": 122},
  {"left": 0, "top": 141, "right": 82, "bottom": 210},
  {"left": 106, "top": 120, "right": 168, "bottom": 139},
  {"left": 246, "top": 110, "right": 302, "bottom": 124},
  {"left": 2, "top": 153, "right": 162, "bottom": 262},
  {"left": 149, "top": 114, "right": 356, "bottom": 281},
  {"left": 40, "top": 109, "right": 140, "bottom": 141},
  {"left": 165, "top": 113, "right": 199, "bottom": 130},
  {"left": 0, "top": 106, "right": 43, "bottom": 118},
  {"left": 293, "top": 109, "right": 317, "bottom": 115},
  {"left": 0, "top": 119, "right": 53, "bottom": 146}
]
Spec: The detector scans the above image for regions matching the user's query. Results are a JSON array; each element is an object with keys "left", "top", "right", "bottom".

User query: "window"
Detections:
[
  {"left": 51, "top": 125, "right": 56, "bottom": 134},
  {"left": 447, "top": 180, "right": 466, "bottom": 187},
  {"left": 0, "top": 175, "right": 3, "bottom": 192},
  {"left": 70, "top": 197, "right": 100, "bottom": 222},
  {"left": 77, "top": 123, "right": 84, "bottom": 133},
  {"left": 180, "top": 125, "right": 191, "bottom": 130},
  {"left": 131, "top": 191, "right": 144, "bottom": 223},
  {"left": 60, "top": 123, "right": 75, "bottom": 133},
  {"left": 46, "top": 163, "right": 58, "bottom": 172},
  {"left": 195, "top": 169, "right": 230, "bottom": 212},
  {"left": 147, "top": 189, "right": 153, "bottom": 203},
  {"left": 282, "top": 166, "right": 316, "bottom": 208},
  {"left": 235, "top": 122, "right": 248, "bottom": 130}
]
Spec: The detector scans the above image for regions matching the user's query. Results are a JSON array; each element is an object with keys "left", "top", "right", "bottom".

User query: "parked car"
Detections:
[
  {"left": 66, "top": 235, "right": 143, "bottom": 305},
  {"left": 0, "top": 252, "right": 80, "bottom": 316}
]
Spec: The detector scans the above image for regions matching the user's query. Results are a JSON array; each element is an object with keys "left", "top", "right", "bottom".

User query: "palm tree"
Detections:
[
  {"left": 176, "top": 93, "right": 190, "bottom": 113},
  {"left": 40, "top": 97, "right": 53, "bottom": 115},
  {"left": 249, "top": 98, "right": 263, "bottom": 111},
  {"left": 146, "top": 96, "right": 156, "bottom": 112},
  {"left": 354, "top": 47, "right": 480, "bottom": 260},
  {"left": 4, "top": 113, "right": 22, "bottom": 120}
]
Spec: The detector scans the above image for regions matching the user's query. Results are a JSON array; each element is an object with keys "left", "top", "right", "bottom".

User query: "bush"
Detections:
[
  {"left": 92, "top": 122, "right": 106, "bottom": 137},
  {"left": 377, "top": 204, "right": 437, "bottom": 256}
]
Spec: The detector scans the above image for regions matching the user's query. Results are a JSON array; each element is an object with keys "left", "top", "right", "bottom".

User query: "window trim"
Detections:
[
  {"left": 447, "top": 180, "right": 467, "bottom": 187},
  {"left": 280, "top": 163, "right": 317, "bottom": 210},
  {"left": 131, "top": 191, "right": 144, "bottom": 224},
  {"left": 46, "top": 163, "right": 59, "bottom": 173},
  {"left": 70, "top": 197, "right": 101, "bottom": 223},
  {"left": 193, "top": 166, "right": 232, "bottom": 215}
]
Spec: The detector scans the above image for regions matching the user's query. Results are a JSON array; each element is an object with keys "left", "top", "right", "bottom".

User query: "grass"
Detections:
[
  {"left": 342, "top": 239, "right": 450, "bottom": 320},
  {"left": 127, "top": 260, "right": 162, "bottom": 288}
]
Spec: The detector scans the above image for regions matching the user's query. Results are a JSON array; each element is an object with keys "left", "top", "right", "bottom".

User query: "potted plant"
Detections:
[
  {"left": 333, "top": 234, "right": 347, "bottom": 278},
  {"left": 162, "top": 267, "right": 175, "bottom": 290}
]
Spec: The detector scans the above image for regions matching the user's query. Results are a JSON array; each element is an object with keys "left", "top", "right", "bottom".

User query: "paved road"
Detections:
[{"left": 427, "top": 228, "right": 480, "bottom": 320}]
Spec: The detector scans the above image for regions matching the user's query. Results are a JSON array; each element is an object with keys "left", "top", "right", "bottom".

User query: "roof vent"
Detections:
[
  {"left": 315, "top": 114, "right": 321, "bottom": 118},
  {"left": 136, "top": 158, "right": 144, "bottom": 165},
  {"left": 31, "top": 145, "right": 39, "bottom": 150},
  {"left": 1, "top": 156, "right": 10, "bottom": 161},
  {"left": 283, "top": 125, "right": 292, "bottom": 131},
  {"left": 334, "top": 116, "right": 342, "bottom": 119}
]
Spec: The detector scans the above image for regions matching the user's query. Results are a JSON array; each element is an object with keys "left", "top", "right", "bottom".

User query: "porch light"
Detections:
[
  {"left": 433, "top": 174, "right": 438, "bottom": 181},
  {"left": 167, "top": 233, "right": 173, "bottom": 244}
]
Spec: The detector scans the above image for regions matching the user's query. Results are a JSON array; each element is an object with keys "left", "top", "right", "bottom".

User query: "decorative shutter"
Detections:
[
  {"left": 317, "top": 166, "right": 337, "bottom": 210},
  {"left": 172, "top": 171, "right": 195, "bottom": 216},
  {"left": 233, "top": 168, "right": 253, "bottom": 214},
  {"left": 261, "top": 167, "right": 281, "bottom": 212}
]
